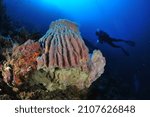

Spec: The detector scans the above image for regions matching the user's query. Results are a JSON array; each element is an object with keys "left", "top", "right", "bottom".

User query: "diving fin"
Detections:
[
  {"left": 121, "top": 47, "right": 130, "bottom": 56},
  {"left": 125, "top": 41, "right": 135, "bottom": 47}
]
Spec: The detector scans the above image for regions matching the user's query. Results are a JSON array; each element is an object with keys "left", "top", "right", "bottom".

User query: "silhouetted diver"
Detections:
[{"left": 96, "top": 29, "right": 135, "bottom": 56}]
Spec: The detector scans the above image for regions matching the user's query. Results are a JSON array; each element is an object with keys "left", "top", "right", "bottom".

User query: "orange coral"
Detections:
[{"left": 6, "top": 40, "right": 42, "bottom": 86}]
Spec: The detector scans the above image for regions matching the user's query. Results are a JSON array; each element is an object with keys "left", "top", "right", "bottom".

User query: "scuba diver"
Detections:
[{"left": 96, "top": 29, "right": 135, "bottom": 56}]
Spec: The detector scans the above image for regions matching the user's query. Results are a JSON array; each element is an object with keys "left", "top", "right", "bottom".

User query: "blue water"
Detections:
[{"left": 3, "top": 0, "right": 150, "bottom": 99}]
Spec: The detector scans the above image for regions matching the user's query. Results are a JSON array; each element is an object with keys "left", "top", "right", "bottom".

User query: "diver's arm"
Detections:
[{"left": 97, "top": 38, "right": 103, "bottom": 44}]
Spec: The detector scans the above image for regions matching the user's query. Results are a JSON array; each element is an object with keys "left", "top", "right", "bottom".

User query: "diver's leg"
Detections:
[
  {"left": 108, "top": 42, "right": 122, "bottom": 48},
  {"left": 108, "top": 42, "right": 130, "bottom": 56},
  {"left": 111, "top": 38, "right": 135, "bottom": 47},
  {"left": 111, "top": 38, "right": 125, "bottom": 42},
  {"left": 120, "top": 47, "right": 130, "bottom": 56},
  {"left": 124, "top": 40, "right": 135, "bottom": 47}
]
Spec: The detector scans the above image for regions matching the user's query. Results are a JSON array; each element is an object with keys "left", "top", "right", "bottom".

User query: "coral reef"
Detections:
[
  {"left": 0, "top": 81, "right": 87, "bottom": 100},
  {"left": 0, "top": 35, "right": 13, "bottom": 62},
  {"left": 2, "top": 40, "right": 42, "bottom": 86},
  {"left": 11, "top": 27, "right": 30, "bottom": 44},
  {"left": 1, "top": 19, "right": 106, "bottom": 99}
]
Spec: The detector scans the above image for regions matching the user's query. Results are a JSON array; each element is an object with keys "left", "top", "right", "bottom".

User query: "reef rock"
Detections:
[
  {"left": 0, "top": 35, "right": 14, "bottom": 63},
  {"left": 35, "top": 19, "right": 106, "bottom": 91},
  {"left": 2, "top": 40, "right": 42, "bottom": 86}
]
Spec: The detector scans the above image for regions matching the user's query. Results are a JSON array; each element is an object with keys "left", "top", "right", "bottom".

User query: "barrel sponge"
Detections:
[
  {"left": 36, "top": 19, "right": 106, "bottom": 90},
  {"left": 38, "top": 19, "right": 89, "bottom": 71}
]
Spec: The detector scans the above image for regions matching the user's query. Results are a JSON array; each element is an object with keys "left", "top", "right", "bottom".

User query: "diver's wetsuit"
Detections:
[{"left": 96, "top": 30, "right": 135, "bottom": 56}]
